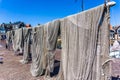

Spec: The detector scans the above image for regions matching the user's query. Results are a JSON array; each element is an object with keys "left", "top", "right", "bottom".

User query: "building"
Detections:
[{"left": 110, "top": 25, "right": 120, "bottom": 46}]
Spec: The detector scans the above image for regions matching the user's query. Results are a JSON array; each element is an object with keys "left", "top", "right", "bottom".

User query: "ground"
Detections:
[
  {"left": 0, "top": 40, "right": 61, "bottom": 80},
  {"left": 111, "top": 58, "right": 120, "bottom": 77},
  {"left": 2, "top": 39, "right": 120, "bottom": 80}
]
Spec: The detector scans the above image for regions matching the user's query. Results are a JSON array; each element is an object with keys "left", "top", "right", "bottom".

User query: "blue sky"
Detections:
[{"left": 0, "top": 0, "right": 119, "bottom": 26}]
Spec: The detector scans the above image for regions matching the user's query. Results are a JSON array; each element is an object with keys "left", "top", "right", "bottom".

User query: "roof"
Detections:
[{"left": 110, "top": 25, "right": 113, "bottom": 30}]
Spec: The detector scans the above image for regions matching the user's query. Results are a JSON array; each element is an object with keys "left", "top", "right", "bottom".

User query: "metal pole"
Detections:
[
  {"left": 75, "top": 0, "right": 84, "bottom": 11},
  {"left": 81, "top": 0, "right": 84, "bottom": 11}
]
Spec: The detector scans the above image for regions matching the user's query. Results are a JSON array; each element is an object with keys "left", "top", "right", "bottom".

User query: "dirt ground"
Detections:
[{"left": 0, "top": 40, "right": 61, "bottom": 80}]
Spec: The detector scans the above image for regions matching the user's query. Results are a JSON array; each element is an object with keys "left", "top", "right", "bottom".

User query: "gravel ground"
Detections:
[{"left": 0, "top": 40, "right": 61, "bottom": 80}]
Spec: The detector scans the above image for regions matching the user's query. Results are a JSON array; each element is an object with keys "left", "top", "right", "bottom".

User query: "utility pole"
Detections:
[
  {"left": 81, "top": 0, "right": 84, "bottom": 11},
  {"left": 75, "top": 0, "right": 84, "bottom": 11}
]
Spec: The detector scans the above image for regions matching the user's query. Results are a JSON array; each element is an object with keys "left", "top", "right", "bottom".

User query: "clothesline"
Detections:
[{"left": 5, "top": 2, "right": 115, "bottom": 80}]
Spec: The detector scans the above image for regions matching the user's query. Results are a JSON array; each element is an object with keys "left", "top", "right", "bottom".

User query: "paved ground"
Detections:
[
  {"left": 3, "top": 39, "right": 120, "bottom": 79},
  {"left": 111, "top": 58, "right": 120, "bottom": 77},
  {"left": 0, "top": 40, "right": 61, "bottom": 80}
]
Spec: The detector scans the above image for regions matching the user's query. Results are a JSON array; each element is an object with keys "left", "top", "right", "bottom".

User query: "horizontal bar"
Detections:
[{"left": 106, "top": 1, "right": 116, "bottom": 7}]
